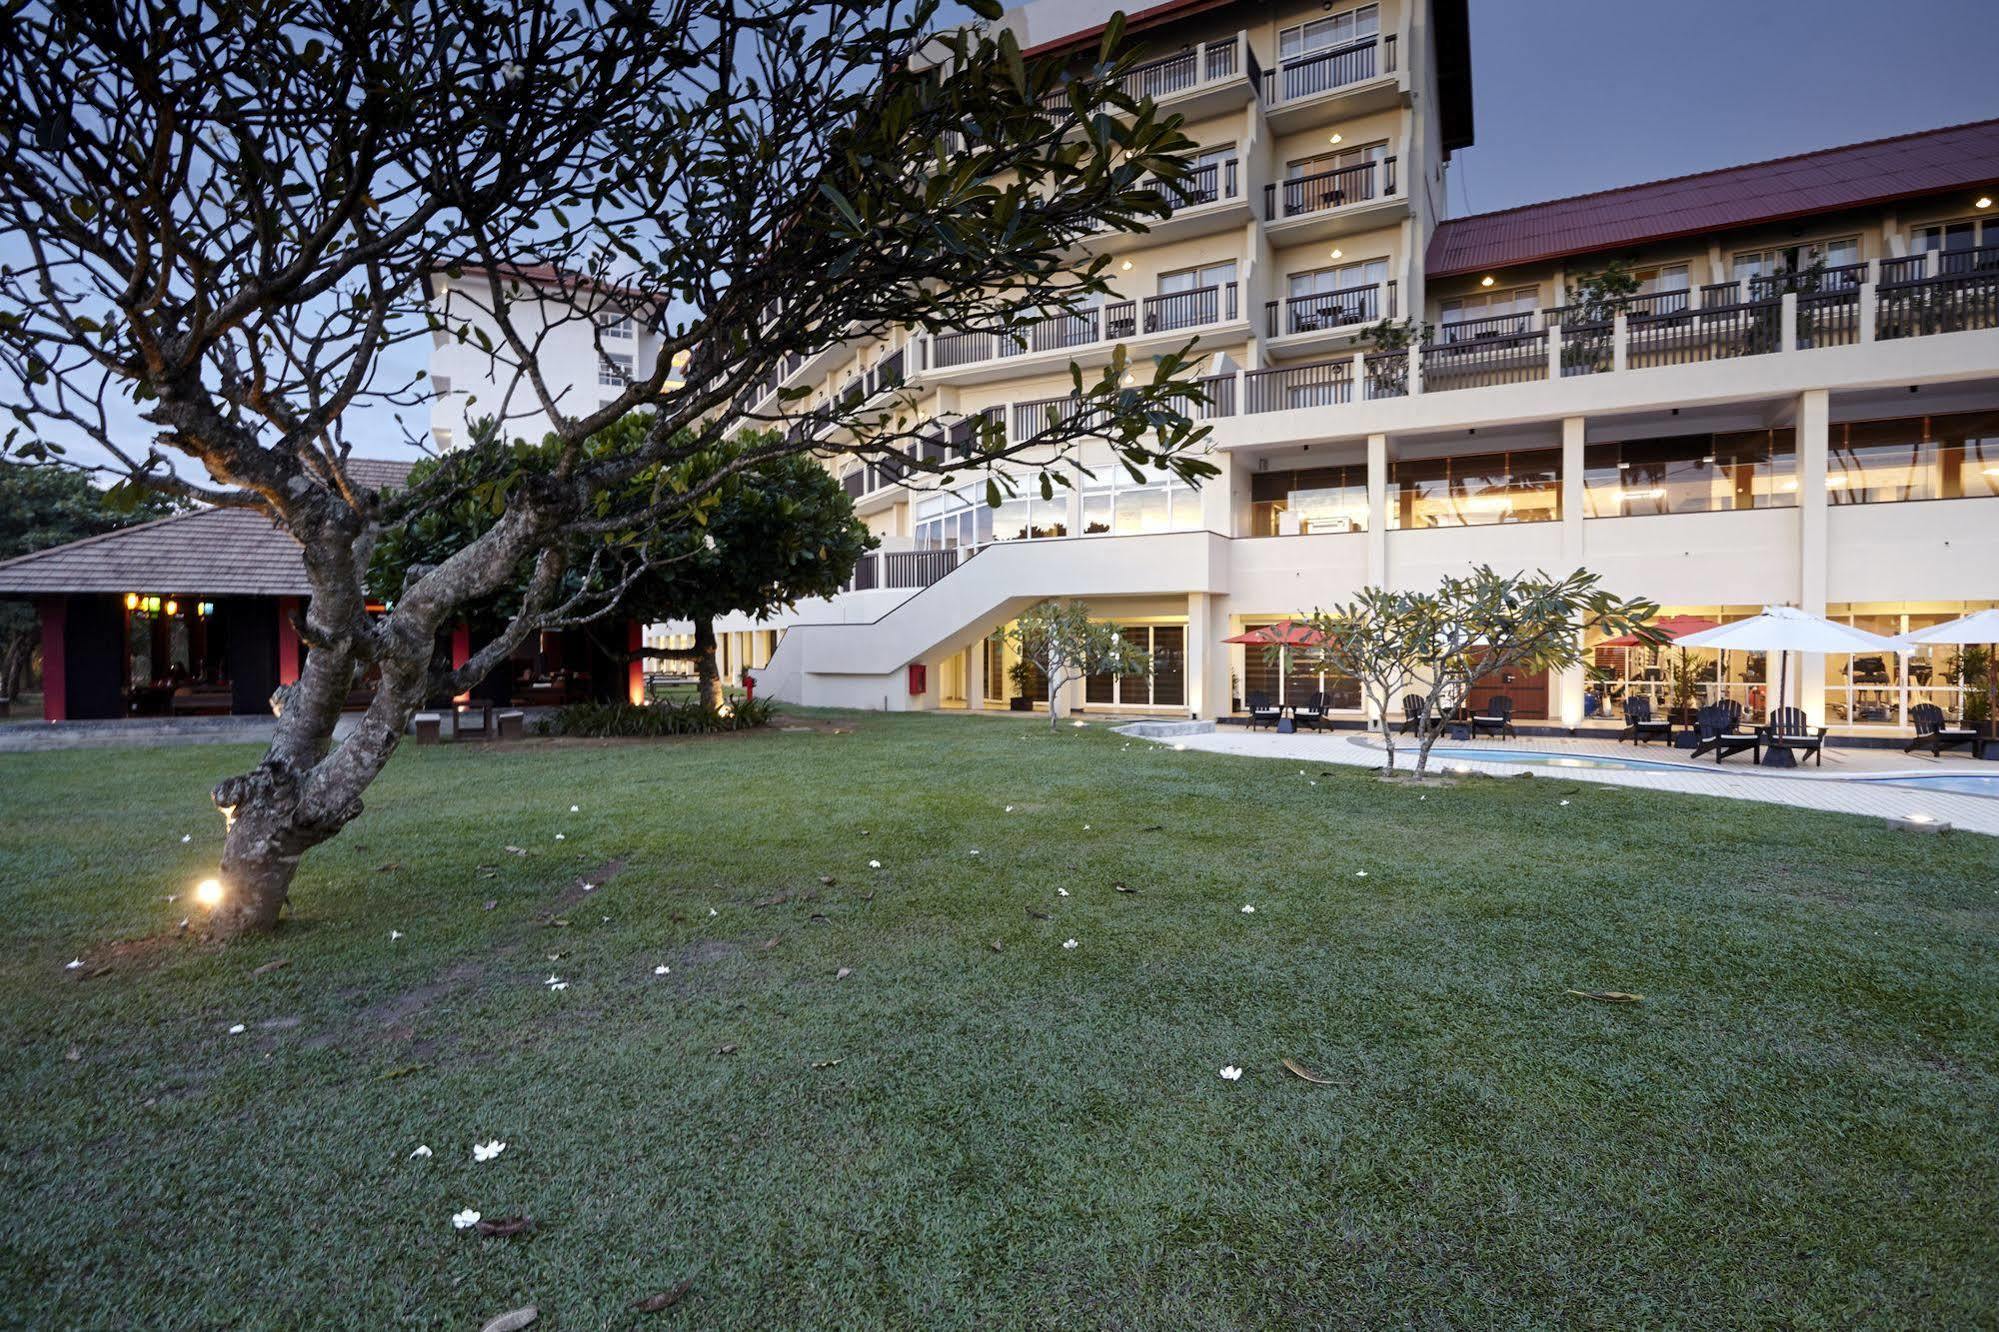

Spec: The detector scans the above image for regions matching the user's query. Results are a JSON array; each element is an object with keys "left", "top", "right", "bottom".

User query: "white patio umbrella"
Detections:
[
  {"left": 1894, "top": 608, "right": 1999, "bottom": 727},
  {"left": 1672, "top": 605, "right": 1906, "bottom": 719}
]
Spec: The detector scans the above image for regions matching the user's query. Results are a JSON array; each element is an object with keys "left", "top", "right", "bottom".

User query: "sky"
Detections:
[{"left": 1445, "top": 0, "right": 1998, "bottom": 216}]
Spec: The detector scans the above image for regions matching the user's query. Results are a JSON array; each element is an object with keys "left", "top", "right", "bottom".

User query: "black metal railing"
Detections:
[
  {"left": 1626, "top": 297, "right": 1782, "bottom": 368},
  {"left": 1877, "top": 269, "right": 1999, "bottom": 339},
  {"left": 1362, "top": 349, "right": 1409, "bottom": 399},
  {"left": 1142, "top": 282, "right": 1235, "bottom": 333},
  {"left": 1421, "top": 328, "right": 1548, "bottom": 391},
  {"left": 1244, "top": 357, "right": 1351, "bottom": 413},
  {"left": 883, "top": 548, "right": 961, "bottom": 589},
  {"left": 868, "top": 347, "right": 906, "bottom": 395},
  {"left": 1265, "top": 157, "right": 1392, "bottom": 219},
  {"left": 1163, "top": 158, "right": 1240, "bottom": 210},
  {"left": 1268, "top": 282, "right": 1381, "bottom": 336},
  {"left": 1011, "top": 394, "right": 1100, "bottom": 441},
  {"left": 1266, "top": 35, "right": 1385, "bottom": 103},
  {"left": 1796, "top": 289, "right": 1860, "bottom": 349}
]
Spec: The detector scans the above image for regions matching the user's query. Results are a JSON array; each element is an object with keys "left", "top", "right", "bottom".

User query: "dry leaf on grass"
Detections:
[
  {"left": 631, "top": 1282, "right": 692, "bottom": 1313},
  {"left": 1113, "top": 883, "right": 1137, "bottom": 895},
  {"left": 252, "top": 959, "right": 289, "bottom": 976},
  {"left": 759, "top": 936, "right": 780, "bottom": 951},
  {"left": 478, "top": 1306, "right": 538, "bottom": 1332},
  {"left": 1282, "top": 1058, "right": 1336, "bottom": 1085},
  {"left": 375, "top": 862, "right": 401, "bottom": 874},
  {"left": 811, "top": 1058, "right": 843, "bottom": 1070},
  {"left": 474, "top": 1215, "right": 534, "bottom": 1238},
  {"left": 818, "top": 875, "right": 835, "bottom": 886},
  {"left": 1026, "top": 908, "right": 1052, "bottom": 921},
  {"left": 1566, "top": 989, "right": 1643, "bottom": 1003},
  {"left": 990, "top": 940, "right": 1004, "bottom": 953},
  {"left": 715, "top": 1043, "right": 738, "bottom": 1055},
  {"left": 754, "top": 894, "right": 789, "bottom": 908}
]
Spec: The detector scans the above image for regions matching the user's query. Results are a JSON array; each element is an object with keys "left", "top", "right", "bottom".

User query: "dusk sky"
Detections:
[{"left": 1448, "top": 0, "right": 1997, "bottom": 214}]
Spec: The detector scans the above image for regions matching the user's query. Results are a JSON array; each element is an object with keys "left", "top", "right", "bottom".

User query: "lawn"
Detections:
[{"left": 1, "top": 713, "right": 1995, "bottom": 1329}]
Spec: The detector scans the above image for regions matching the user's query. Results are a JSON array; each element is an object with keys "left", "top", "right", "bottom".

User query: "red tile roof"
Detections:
[
  {"left": 1426, "top": 118, "right": 1999, "bottom": 278},
  {"left": 0, "top": 459, "right": 416, "bottom": 598}
]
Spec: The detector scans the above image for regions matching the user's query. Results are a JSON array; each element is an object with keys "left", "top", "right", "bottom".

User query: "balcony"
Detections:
[
  {"left": 841, "top": 546, "right": 972, "bottom": 595},
  {"left": 1042, "top": 32, "right": 1259, "bottom": 126},
  {"left": 919, "top": 282, "right": 1243, "bottom": 385},
  {"left": 1077, "top": 157, "right": 1249, "bottom": 252},
  {"left": 1262, "top": 156, "right": 1404, "bottom": 243},
  {"left": 1261, "top": 34, "right": 1402, "bottom": 129},
  {"left": 1263, "top": 281, "right": 1396, "bottom": 357}
]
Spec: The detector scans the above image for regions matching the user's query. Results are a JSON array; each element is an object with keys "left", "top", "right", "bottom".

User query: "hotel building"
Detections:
[{"left": 420, "top": 0, "right": 1999, "bottom": 737}]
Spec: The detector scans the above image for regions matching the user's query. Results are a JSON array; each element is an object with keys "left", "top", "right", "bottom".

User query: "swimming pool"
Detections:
[
  {"left": 1847, "top": 773, "right": 1999, "bottom": 799},
  {"left": 1418, "top": 747, "right": 1999, "bottom": 797},
  {"left": 1420, "top": 747, "right": 1696, "bottom": 773}
]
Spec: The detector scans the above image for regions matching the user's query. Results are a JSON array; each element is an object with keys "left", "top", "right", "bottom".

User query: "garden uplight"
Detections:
[{"left": 194, "top": 878, "right": 225, "bottom": 908}]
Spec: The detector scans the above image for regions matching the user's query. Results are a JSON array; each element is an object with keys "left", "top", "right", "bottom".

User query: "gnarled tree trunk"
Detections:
[{"left": 693, "top": 616, "right": 723, "bottom": 712}]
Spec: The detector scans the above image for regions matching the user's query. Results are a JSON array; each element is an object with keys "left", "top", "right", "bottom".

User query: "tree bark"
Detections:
[{"left": 693, "top": 617, "right": 723, "bottom": 712}]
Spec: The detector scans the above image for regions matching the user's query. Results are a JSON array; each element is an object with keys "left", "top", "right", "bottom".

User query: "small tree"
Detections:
[
  {"left": 1007, "top": 600, "right": 1151, "bottom": 731},
  {"left": 1299, "top": 567, "right": 1664, "bottom": 779},
  {"left": 1359, "top": 318, "right": 1433, "bottom": 398},
  {"left": 1560, "top": 260, "right": 1642, "bottom": 373}
]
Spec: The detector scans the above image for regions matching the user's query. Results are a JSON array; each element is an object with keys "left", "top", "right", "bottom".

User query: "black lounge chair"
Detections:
[
  {"left": 1690, "top": 703, "right": 1760, "bottom": 764},
  {"left": 1619, "top": 696, "right": 1674, "bottom": 745},
  {"left": 1761, "top": 706, "right": 1827, "bottom": 766},
  {"left": 1398, "top": 694, "right": 1427, "bottom": 736},
  {"left": 1293, "top": 690, "right": 1328, "bottom": 732},
  {"left": 1469, "top": 695, "right": 1515, "bottom": 740},
  {"left": 1905, "top": 703, "right": 1980, "bottom": 758},
  {"left": 1247, "top": 691, "right": 1280, "bottom": 731}
]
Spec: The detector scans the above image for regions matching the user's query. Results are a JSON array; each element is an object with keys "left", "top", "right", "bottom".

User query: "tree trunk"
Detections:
[
  {"left": 693, "top": 617, "right": 723, "bottom": 712},
  {"left": 1046, "top": 666, "right": 1061, "bottom": 730}
]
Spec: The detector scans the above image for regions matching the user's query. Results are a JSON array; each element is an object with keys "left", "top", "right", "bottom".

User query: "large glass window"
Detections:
[
  {"left": 1440, "top": 286, "right": 1539, "bottom": 340},
  {"left": 1390, "top": 449, "right": 1560, "bottom": 528},
  {"left": 1819, "top": 603, "right": 1998, "bottom": 727},
  {"left": 1827, "top": 412, "right": 1999, "bottom": 504},
  {"left": 1249, "top": 465, "right": 1368, "bottom": 535},
  {"left": 1279, "top": 4, "right": 1378, "bottom": 60},
  {"left": 1583, "top": 429, "right": 1796, "bottom": 517},
  {"left": 1584, "top": 607, "right": 1773, "bottom": 725},
  {"left": 1085, "top": 624, "right": 1186, "bottom": 708},
  {"left": 1079, "top": 462, "right": 1200, "bottom": 535},
  {"left": 1235, "top": 622, "right": 1359, "bottom": 711}
]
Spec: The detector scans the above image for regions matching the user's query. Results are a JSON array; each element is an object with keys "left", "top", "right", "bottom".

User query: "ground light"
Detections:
[{"left": 193, "top": 878, "right": 225, "bottom": 908}]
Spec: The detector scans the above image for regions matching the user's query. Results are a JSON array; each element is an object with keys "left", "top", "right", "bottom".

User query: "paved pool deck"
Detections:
[{"left": 1142, "top": 727, "right": 1999, "bottom": 837}]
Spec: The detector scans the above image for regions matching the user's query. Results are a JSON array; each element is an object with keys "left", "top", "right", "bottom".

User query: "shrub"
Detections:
[{"left": 537, "top": 695, "right": 776, "bottom": 738}]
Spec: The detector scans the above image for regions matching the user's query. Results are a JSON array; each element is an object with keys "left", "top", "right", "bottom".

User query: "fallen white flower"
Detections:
[
  {"left": 581, "top": 882, "right": 595, "bottom": 892},
  {"left": 1082, "top": 824, "right": 1091, "bottom": 830},
  {"left": 708, "top": 908, "right": 718, "bottom": 917},
  {"left": 180, "top": 834, "right": 191, "bottom": 844},
  {"left": 1219, "top": 1065, "right": 1243, "bottom": 1081},
  {"left": 868, "top": 859, "right": 882, "bottom": 869},
  {"left": 1559, "top": 799, "right": 1571, "bottom": 807},
  {"left": 544, "top": 975, "right": 562, "bottom": 986},
  {"left": 410, "top": 1145, "right": 433, "bottom": 1159},
  {"left": 1057, "top": 888, "right": 1069, "bottom": 897},
  {"left": 472, "top": 1139, "right": 507, "bottom": 1162},
  {"left": 1004, "top": 805, "right": 1015, "bottom": 813},
  {"left": 389, "top": 930, "right": 404, "bottom": 941},
  {"left": 451, "top": 1208, "right": 482, "bottom": 1230},
  {"left": 570, "top": 805, "right": 580, "bottom": 813},
  {"left": 969, "top": 850, "right": 980, "bottom": 857},
  {"left": 1355, "top": 870, "right": 1368, "bottom": 878},
  {"left": 1240, "top": 904, "right": 1256, "bottom": 914},
  {"left": 228, "top": 1023, "right": 246, "bottom": 1035},
  {"left": 547, "top": 981, "right": 568, "bottom": 991},
  {"left": 1062, "top": 939, "right": 1079, "bottom": 950},
  {"left": 65, "top": 958, "right": 83, "bottom": 970},
  {"left": 554, "top": 833, "right": 565, "bottom": 841},
  {"left": 653, "top": 965, "right": 669, "bottom": 976}
]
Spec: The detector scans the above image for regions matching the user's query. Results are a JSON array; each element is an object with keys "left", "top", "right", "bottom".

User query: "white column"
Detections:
[
  {"left": 1557, "top": 415, "right": 1588, "bottom": 728},
  {"left": 1780, "top": 292, "right": 1799, "bottom": 354},
  {"left": 1797, "top": 388, "right": 1830, "bottom": 721},
  {"left": 1186, "top": 593, "right": 1227, "bottom": 721},
  {"left": 1611, "top": 312, "right": 1628, "bottom": 373},
  {"left": 965, "top": 639, "right": 986, "bottom": 712},
  {"left": 1366, "top": 433, "right": 1390, "bottom": 588},
  {"left": 1201, "top": 450, "right": 1235, "bottom": 535}
]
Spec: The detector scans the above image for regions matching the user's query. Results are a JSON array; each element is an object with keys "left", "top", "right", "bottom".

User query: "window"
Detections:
[
  {"left": 1585, "top": 607, "right": 1774, "bottom": 724},
  {"left": 1156, "top": 261, "right": 1237, "bottom": 295},
  {"left": 1390, "top": 448, "right": 1561, "bottom": 528},
  {"left": 1628, "top": 263, "right": 1691, "bottom": 313},
  {"left": 1085, "top": 624, "right": 1185, "bottom": 708},
  {"left": 1173, "top": 143, "right": 1239, "bottom": 206},
  {"left": 1440, "top": 286, "right": 1539, "bottom": 340},
  {"left": 1151, "top": 262, "right": 1236, "bottom": 331},
  {"left": 599, "top": 351, "right": 632, "bottom": 386},
  {"left": 1250, "top": 465, "right": 1368, "bottom": 534},
  {"left": 1827, "top": 411, "right": 1999, "bottom": 505},
  {"left": 1080, "top": 461, "right": 1200, "bottom": 536},
  {"left": 1236, "top": 621, "right": 1360, "bottom": 710},
  {"left": 1732, "top": 237, "right": 1860, "bottom": 290},
  {"left": 596, "top": 312, "right": 634, "bottom": 339},
  {"left": 914, "top": 488, "right": 994, "bottom": 550},
  {"left": 1914, "top": 218, "right": 1999, "bottom": 272},
  {"left": 1286, "top": 141, "right": 1388, "bottom": 181},
  {"left": 1279, "top": 4, "right": 1378, "bottom": 61},
  {"left": 1583, "top": 430, "right": 1796, "bottom": 517}
]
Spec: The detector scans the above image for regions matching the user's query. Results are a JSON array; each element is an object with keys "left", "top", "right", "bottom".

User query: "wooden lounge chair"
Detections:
[
  {"left": 1619, "top": 696, "right": 1674, "bottom": 745},
  {"left": 1246, "top": 691, "right": 1280, "bottom": 731},
  {"left": 1469, "top": 695, "right": 1516, "bottom": 740},
  {"left": 1293, "top": 690, "right": 1328, "bottom": 733},
  {"left": 1761, "top": 706, "right": 1827, "bottom": 766},
  {"left": 1690, "top": 703, "right": 1760, "bottom": 764},
  {"left": 1397, "top": 694, "right": 1427, "bottom": 736},
  {"left": 1905, "top": 702, "right": 1980, "bottom": 757}
]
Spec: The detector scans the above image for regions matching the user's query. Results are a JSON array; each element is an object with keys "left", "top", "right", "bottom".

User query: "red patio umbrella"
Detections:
[
  {"left": 1594, "top": 614, "right": 1720, "bottom": 647},
  {"left": 1222, "top": 621, "right": 1329, "bottom": 647}
]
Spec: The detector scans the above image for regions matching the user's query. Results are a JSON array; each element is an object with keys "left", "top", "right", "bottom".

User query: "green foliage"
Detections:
[
  {"left": 1007, "top": 599, "right": 1150, "bottom": 728},
  {"left": 538, "top": 695, "right": 775, "bottom": 738}
]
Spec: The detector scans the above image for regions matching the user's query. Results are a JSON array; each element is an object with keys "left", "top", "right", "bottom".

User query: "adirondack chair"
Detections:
[
  {"left": 1761, "top": 706, "right": 1828, "bottom": 766},
  {"left": 1905, "top": 703, "right": 1979, "bottom": 758},
  {"left": 1690, "top": 703, "right": 1759, "bottom": 764},
  {"left": 1619, "top": 696, "right": 1674, "bottom": 745}
]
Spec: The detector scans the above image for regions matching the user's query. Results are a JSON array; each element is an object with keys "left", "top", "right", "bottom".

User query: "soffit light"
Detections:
[
  {"left": 1480, "top": 276, "right": 1495, "bottom": 287},
  {"left": 1121, "top": 260, "right": 1133, "bottom": 271},
  {"left": 1328, "top": 132, "right": 1343, "bottom": 144},
  {"left": 1976, "top": 196, "right": 1993, "bottom": 209},
  {"left": 1329, "top": 248, "right": 1343, "bottom": 259}
]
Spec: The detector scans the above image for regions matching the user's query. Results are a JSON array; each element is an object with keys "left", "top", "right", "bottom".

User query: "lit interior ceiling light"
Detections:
[
  {"left": 1120, "top": 260, "right": 1133, "bottom": 271},
  {"left": 1328, "top": 248, "right": 1343, "bottom": 259},
  {"left": 1328, "top": 133, "right": 1343, "bottom": 144},
  {"left": 1480, "top": 276, "right": 1495, "bottom": 287},
  {"left": 1977, "top": 196, "right": 1993, "bottom": 209}
]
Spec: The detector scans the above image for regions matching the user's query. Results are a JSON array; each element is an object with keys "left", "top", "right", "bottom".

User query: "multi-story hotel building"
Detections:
[{"left": 460, "top": 0, "right": 1999, "bottom": 736}]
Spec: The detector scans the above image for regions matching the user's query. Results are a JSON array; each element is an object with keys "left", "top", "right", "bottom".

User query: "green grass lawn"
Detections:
[{"left": 2, "top": 713, "right": 1995, "bottom": 1329}]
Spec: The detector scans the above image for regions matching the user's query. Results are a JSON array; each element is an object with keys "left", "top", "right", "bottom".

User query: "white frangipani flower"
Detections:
[
  {"left": 227, "top": 1023, "right": 246, "bottom": 1034},
  {"left": 547, "top": 981, "right": 568, "bottom": 991},
  {"left": 472, "top": 1139, "right": 507, "bottom": 1162},
  {"left": 554, "top": 833, "right": 565, "bottom": 841},
  {"left": 409, "top": 1145, "right": 433, "bottom": 1159},
  {"left": 570, "top": 805, "right": 580, "bottom": 813},
  {"left": 1240, "top": 904, "right": 1256, "bottom": 914},
  {"left": 708, "top": 908, "right": 717, "bottom": 917},
  {"left": 968, "top": 849, "right": 980, "bottom": 857},
  {"left": 1062, "top": 938, "right": 1078, "bottom": 950},
  {"left": 180, "top": 834, "right": 192, "bottom": 844},
  {"left": 868, "top": 859, "right": 881, "bottom": 869},
  {"left": 1218, "top": 1065, "right": 1243, "bottom": 1082},
  {"left": 1559, "top": 799, "right": 1571, "bottom": 807},
  {"left": 1355, "top": 870, "right": 1368, "bottom": 878},
  {"left": 1004, "top": 805, "right": 1014, "bottom": 813},
  {"left": 653, "top": 965, "right": 669, "bottom": 976},
  {"left": 389, "top": 930, "right": 404, "bottom": 941},
  {"left": 451, "top": 1208, "right": 482, "bottom": 1230},
  {"left": 1057, "top": 888, "right": 1069, "bottom": 897},
  {"left": 65, "top": 958, "right": 83, "bottom": 970}
]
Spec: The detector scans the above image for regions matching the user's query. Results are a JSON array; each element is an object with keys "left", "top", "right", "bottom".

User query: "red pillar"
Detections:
[
  {"left": 37, "top": 597, "right": 66, "bottom": 722},
  {"left": 276, "top": 597, "right": 302, "bottom": 685},
  {"left": 627, "top": 620, "right": 645, "bottom": 705}
]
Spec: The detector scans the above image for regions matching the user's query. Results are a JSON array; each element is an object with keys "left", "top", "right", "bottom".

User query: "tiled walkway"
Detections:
[{"left": 1145, "top": 727, "right": 1999, "bottom": 837}]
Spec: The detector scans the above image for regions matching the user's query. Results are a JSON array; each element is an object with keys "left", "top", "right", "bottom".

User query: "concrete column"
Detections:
[
  {"left": 1557, "top": 415, "right": 1588, "bottom": 727},
  {"left": 1797, "top": 388, "right": 1830, "bottom": 721},
  {"left": 966, "top": 638, "right": 986, "bottom": 712},
  {"left": 1200, "top": 449, "right": 1234, "bottom": 535},
  {"left": 1780, "top": 292, "right": 1799, "bottom": 353},
  {"left": 1186, "top": 592, "right": 1228, "bottom": 721},
  {"left": 1366, "top": 433, "right": 1390, "bottom": 588}
]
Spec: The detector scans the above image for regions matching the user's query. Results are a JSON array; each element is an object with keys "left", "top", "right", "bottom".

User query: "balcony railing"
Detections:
[
  {"left": 1244, "top": 357, "right": 1352, "bottom": 413},
  {"left": 1422, "top": 327, "right": 1549, "bottom": 392},
  {"left": 1159, "top": 158, "right": 1241, "bottom": 212},
  {"left": 923, "top": 283, "right": 1239, "bottom": 372},
  {"left": 839, "top": 547, "right": 971, "bottom": 595},
  {"left": 1264, "top": 33, "right": 1395, "bottom": 104},
  {"left": 1878, "top": 267, "right": 1999, "bottom": 339},
  {"left": 1039, "top": 33, "right": 1249, "bottom": 114},
  {"left": 1264, "top": 157, "right": 1395, "bottom": 220},
  {"left": 1266, "top": 281, "right": 1390, "bottom": 336}
]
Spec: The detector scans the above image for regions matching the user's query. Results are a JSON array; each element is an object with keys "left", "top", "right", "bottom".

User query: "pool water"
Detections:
[
  {"left": 1851, "top": 773, "right": 1999, "bottom": 799},
  {"left": 1421, "top": 747, "right": 1696, "bottom": 773}
]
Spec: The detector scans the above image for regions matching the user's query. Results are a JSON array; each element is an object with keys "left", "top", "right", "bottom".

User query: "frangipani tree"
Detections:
[
  {"left": 1007, "top": 600, "right": 1151, "bottom": 730},
  {"left": 1297, "top": 566, "right": 1664, "bottom": 779},
  {"left": 0, "top": 0, "right": 1215, "bottom": 934}
]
